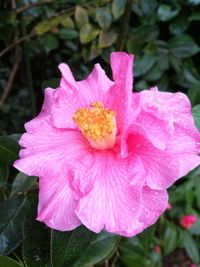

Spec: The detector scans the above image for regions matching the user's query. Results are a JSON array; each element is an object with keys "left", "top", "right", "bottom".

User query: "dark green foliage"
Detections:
[{"left": 0, "top": 0, "right": 200, "bottom": 266}]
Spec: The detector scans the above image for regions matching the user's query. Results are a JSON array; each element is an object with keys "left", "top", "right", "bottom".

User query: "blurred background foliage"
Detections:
[{"left": 0, "top": 0, "right": 200, "bottom": 267}]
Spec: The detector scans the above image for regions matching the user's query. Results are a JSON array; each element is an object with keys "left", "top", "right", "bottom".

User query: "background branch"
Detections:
[
  {"left": 16, "top": 0, "right": 53, "bottom": 14},
  {"left": 0, "top": 31, "right": 35, "bottom": 58}
]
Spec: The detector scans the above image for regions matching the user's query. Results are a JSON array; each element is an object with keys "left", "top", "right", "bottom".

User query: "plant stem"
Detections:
[{"left": 116, "top": 0, "right": 133, "bottom": 51}]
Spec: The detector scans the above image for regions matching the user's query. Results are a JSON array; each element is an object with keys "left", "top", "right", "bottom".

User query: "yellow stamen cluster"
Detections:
[{"left": 73, "top": 101, "right": 115, "bottom": 140}]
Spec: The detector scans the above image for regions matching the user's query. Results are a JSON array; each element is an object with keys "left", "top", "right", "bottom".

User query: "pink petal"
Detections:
[
  {"left": 52, "top": 64, "right": 114, "bottom": 129},
  {"left": 127, "top": 130, "right": 200, "bottom": 190},
  {"left": 14, "top": 88, "right": 91, "bottom": 177},
  {"left": 75, "top": 152, "right": 145, "bottom": 235},
  {"left": 118, "top": 186, "right": 168, "bottom": 237},
  {"left": 138, "top": 186, "right": 168, "bottom": 226},
  {"left": 106, "top": 52, "right": 134, "bottom": 133},
  {"left": 37, "top": 171, "right": 80, "bottom": 231}
]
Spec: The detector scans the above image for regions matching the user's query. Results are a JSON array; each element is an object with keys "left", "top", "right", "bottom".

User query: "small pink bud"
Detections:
[
  {"left": 180, "top": 214, "right": 197, "bottom": 229},
  {"left": 154, "top": 245, "right": 161, "bottom": 253},
  {"left": 166, "top": 202, "right": 172, "bottom": 210},
  {"left": 190, "top": 264, "right": 197, "bottom": 267}
]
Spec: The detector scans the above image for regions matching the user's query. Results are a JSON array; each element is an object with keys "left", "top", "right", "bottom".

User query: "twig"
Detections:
[
  {"left": 116, "top": 0, "right": 133, "bottom": 51},
  {"left": 0, "top": 53, "right": 21, "bottom": 107},
  {"left": 0, "top": 31, "right": 35, "bottom": 58},
  {"left": 16, "top": 0, "right": 53, "bottom": 14},
  {"left": 0, "top": 0, "right": 21, "bottom": 107},
  {"left": 104, "top": 260, "right": 109, "bottom": 267},
  {"left": 111, "top": 251, "right": 119, "bottom": 267}
]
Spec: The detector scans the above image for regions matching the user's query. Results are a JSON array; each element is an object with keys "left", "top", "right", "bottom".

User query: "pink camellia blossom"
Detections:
[
  {"left": 180, "top": 214, "right": 197, "bottom": 229},
  {"left": 14, "top": 52, "right": 200, "bottom": 237}
]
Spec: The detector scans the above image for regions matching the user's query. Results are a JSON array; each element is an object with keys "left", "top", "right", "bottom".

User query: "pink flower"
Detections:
[
  {"left": 154, "top": 245, "right": 161, "bottom": 253},
  {"left": 180, "top": 214, "right": 197, "bottom": 229},
  {"left": 190, "top": 264, "right": 197, "bottom": 267},
  {"left": 14, "top": 52, "right": 200, "bottom": 236}
]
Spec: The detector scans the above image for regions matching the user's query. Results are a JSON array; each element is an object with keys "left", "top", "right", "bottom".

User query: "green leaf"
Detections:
[
  {"left": 0, "top": 256, "right": 23, "bottom": 267},
  {"left": 169, "top": 16, "right": 190, "bottom": 35},
  {"left": 157, "top": 4, "right": 180, "bottom": 22},
  {"left": 193, "top": 104, "right": 200, "bottom": 131},
  {"left": 163, "top": 222, "right": 178, "bottom": 255},
  {"left": 138, "top": 225, "right": 156, "bottom": 252},
  {"left": 51, "top": 226, "right": 95, "bottom": 267},
  {"left": 22, "top": 195, "right": 49, "bottom": 267},
  {"left": 9, "top": 134, "right": 22, "bottom": 142},
  {"left": 71, "top": 232, "right": 120, "bottom": 267},
  {"left": 112, "top": 0, "right": 126, "bottom": 19},
  {"left": 98, "top": 29, "right": 117, "bottom": 48},
  {"left": 126, "top": 25, "right": 159, "bottom": 55},
  {"left": 0, "top": 136, "right": 20, "bottom": 165},
  {"left": 11, "top": 172, "right": 37, "bottom": 194},
  {"left": 0, "top": 163, "right": 8, "bottom": 186},
  {"left": 80, "top": 24, "right": 99, "bottom": 44},
  {"left": 0, "top": 196, "right": 29, "bottom": 255},
  {"left": 189, "top": 12, "right": 200, "bottom": 21},
  {"left": 42, "top": 34, "right": 59, "bottom": 54},
  {"left": 181, "top": 230, "right": 200, "bottom": 263},
  {"left": 59, "top": 15, "right": 74, "bottom": 29},
  {"left": 35, "top": 21, "right": 51, "bottom": 36},
  {"left": 134, "top": 54, "right": 157, "bottom": 77},
  {"left": 96, "top": 8, "right": 112, "bottom": 30},
  {"left": 120, "top": 254, "right": 152, "bottom": 267},
  {"left": 58, "top": 29, "right": 78, "bottom": 40},
  {"left": 75, "top": 6, "right": 89, "bottom": 29},
  {"left": 187, "top": 0, "right": 200, "bottom": 5},
  {"left": 169, "top": 35, "right": 200, "bottom": 58},
  {"left": 41, "top": 78, "right": 60, "bottom": 91}
]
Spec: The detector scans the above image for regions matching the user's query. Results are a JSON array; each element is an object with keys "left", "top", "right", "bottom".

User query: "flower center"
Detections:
[{"left": 73, "top": 101, "right": 117, "bottom": 150}]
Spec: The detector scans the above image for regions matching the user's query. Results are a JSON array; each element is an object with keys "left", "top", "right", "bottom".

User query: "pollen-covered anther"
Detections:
[{"left": 73, "top": 101, "right": 117, "bottom": 150}]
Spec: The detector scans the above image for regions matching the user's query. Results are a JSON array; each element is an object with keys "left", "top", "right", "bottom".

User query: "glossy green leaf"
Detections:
[
  {"left": 0, "top": 136, "right": 20, "bottom": 165},
  {"left": 187, "top": 0, "right": 200, "bottom": 5},
  {"left": 192, "top": 104, "right": 200, "bottom": 131},
  {"left": 59, "top": 15, "right": 74, "bottom": 29},
  {"left": 96, "top": 8, "right": 112, "bottom": 29},
  {"left": 75, "top": 6, "right": 89, "bottom": 29},
  {"left": 134, "top": 54, "right": 157, "bottom": 77},
  {"left": 0, "top": 256, "right": 23, "bottom": 267},
  {"left": 138, "top": 225, "right": 156, "bottom": 252},
  {"left": 80, "top": 24, "right": 99, "bottom": 44},
  {"left": 169, "top": 16, "right": 190, "bottom": 35},
  {"left": 71, "top": 232, "right": 120, "bottom": 267},
  {"left": 42, "top": 34, "right": 59, "bottom": 53},
  {"left": 51, "top": 226, "right": 95, "bottom": 267},
  {"left": 98, "top": 29, "right": 117, "bottom": 48},
  {"left": 35, "top": 21, "right": 51, "bottom": 36},
  {"left": 157, "top": 4, "right": 180, "bottom": 22},
  {"left": 112, "top": 0, "right": 126, "bottom": 19},
  {"left": 0, "top": 163, "right": 8, "bottom": 186},
  {"left": 181, "top": 230, "right": 200, "bottom": 263},
  {"left": 163, "top": 222, "right": 178, "bottom": 255},
  {"left": 12, "top": 172, "right": 37, "bottom": 194},
  {"left": 169, "top": 35, "right": 200, "bottom": 58},
  {"left": 0, "top": 196, "right": 29, "bottom": 255},
  {"left": 58, "top": 29, "right": 78, "bottom": 40},
  {"left": 22, "top": 196, "right": 49, "bottom": 267},
  {"left": 189, "top": 12, "right": 200, "bottom": 21}
]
